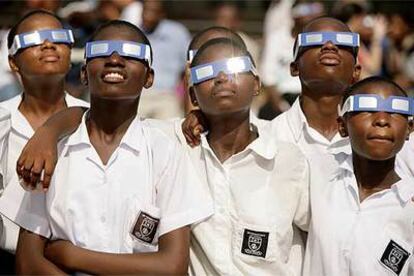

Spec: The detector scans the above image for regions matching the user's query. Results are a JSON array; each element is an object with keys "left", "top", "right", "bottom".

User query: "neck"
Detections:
[
  {"left": 352, "top": 153, "right": 400, "bottom": 199},
  {"left": 300, "top": 84, "right": 345, "bottom": 140},
  {"left": 206, "top": 111, "right": 257, "bottom": 163},
  {"left": 88, "top": 97, "right": 139, "bottom": 135}
]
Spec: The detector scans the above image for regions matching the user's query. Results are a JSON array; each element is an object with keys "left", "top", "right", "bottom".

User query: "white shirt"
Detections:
[
  {"left": 148, "top": 118, "right": 310, "bottom": 276},
  {"left": 0, "top": 114, "right": 213, "bottom": 254},
  {"left": 396, "top": 132, "right": 414, "bottom": 178},
  {"left": 0, "top": 107, "right": 10, "bottom": 243},
  {"left": 0, "top": 93, "right": 89, "bottom": 252},
  {"left": 304, "top": 154, "right": 414, "bottom": 276},
  {"left": 270, "top": 98, "right": 349, "bottom": 180}
]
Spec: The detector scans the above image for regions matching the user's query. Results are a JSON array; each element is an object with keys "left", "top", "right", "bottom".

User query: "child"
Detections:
[
  {"left": 12, "top": 36, "right": 311, "bottom": 274},
  {"left": 304, "top": 76, "right": 414, "bottom": 275},
  {"left": 0, "top": 9, "right": 88, "bottom": 257},
  {"left": 0, "top": 20, "right": 212, "bottom": 274}
]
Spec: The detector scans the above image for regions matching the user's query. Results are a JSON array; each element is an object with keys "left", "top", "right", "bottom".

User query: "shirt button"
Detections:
[{"left": 100, "top": 216, "right": 106, "bottom": 223}]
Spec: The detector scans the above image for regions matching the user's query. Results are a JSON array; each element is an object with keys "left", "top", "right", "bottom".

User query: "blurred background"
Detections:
[{"left": 0, "top": 0, "right": 413, "bottom": 119}]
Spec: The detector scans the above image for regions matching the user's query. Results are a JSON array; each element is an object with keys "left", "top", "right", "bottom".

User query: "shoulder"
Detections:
[
  {"left": 0, "top": 94, "right": 21, "bottom": 111},
  {"left": 161, "top": 20, "right": 190, "bottom": 39}
]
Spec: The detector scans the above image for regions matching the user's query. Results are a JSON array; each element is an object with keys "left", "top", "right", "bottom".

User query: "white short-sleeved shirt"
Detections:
[
  {"left": 396, "top": 132, "right": 414, "bottom": 178},
  {"left": 304, "top": 154, "right": 414, "bottom": 276},
  {"left": 147, "top": 118, "right": 310, "bottom": 276},
  {"left": 0, "top": 93, "right": 89, "bottom": 252},
  {"left": 0, "top": 114, "right": 213, "bottom": 254},
  {"left": 270, "top": 98, "right": 349, "bottom": 180}
]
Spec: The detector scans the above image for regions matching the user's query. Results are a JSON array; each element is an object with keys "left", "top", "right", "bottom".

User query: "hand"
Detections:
[
  {"left": 181, "top": 110, "right": 207, "bottom": 147},
  {"left": 16, "top": 125, "right": 58, "bottom": 191},
  {"left": 44, "top": 240, "right": 77, "bottom": 272},
  {"left": 373, "top": 15, "right": 387, "bottom": 42}
]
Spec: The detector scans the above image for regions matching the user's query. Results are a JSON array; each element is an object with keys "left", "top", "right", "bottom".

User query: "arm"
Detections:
[
  {"left": 45, "top": 226, "right": 190, "bottom": 275},
  {"left": 16, "top": 107, "right": 87, "bottom": 190},
  {"left": 16, "top": 229, "right": 66, "bottom": 275},
  {"left": 181, "top": 109, "right": 207, "bottom": 147}
]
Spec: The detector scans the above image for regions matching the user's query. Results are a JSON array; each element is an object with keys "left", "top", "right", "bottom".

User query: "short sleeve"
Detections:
[{"left": 155, "top": 141, "right": 213, "bottom": 237}]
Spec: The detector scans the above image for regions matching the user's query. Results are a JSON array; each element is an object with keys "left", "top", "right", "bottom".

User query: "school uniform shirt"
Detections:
[
  {"left": 0, "top": 113, "right": 213, "bottom": 254},
  {"left": 304, "top": 153, "right": 414, "bottom": 276},
  {"left": 156, "top": 119, "right": 310, "bottom": 276},
  {"left": 270, "top": 98, "right": 349, "bottom": 181},
  {"left": 396, "top": 132, "right": 414, "bottom": 178},
  {"left": 0, "top": 93, "right": 89, "bottom": 253},
  {"left": 0, "top": 107, "right": 10, "bottom": 244}
]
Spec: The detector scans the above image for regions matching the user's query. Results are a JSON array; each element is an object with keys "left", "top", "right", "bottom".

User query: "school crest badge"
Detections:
[
  {"left": 241, "top": 228, "right": 269, "bottom": 258},
  {"left": 380, "top": 240, "right": 410, "bottom": 275},
  {"left": 131, "top": 211, "right": 159, "bottom": 244}
]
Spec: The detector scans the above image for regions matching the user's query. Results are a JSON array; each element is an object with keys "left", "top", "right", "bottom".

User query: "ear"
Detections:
[
  {"left": 337, "top": 116, "right": 349, "bottom": 137},
  {"left": 8, "top": 55, "right": 19, "bottom": 73},
  {"left": 253, "top": 76, "right": 261, "bottom": 96},
  {"left": 143, "top": 68, "right": 154, "bottom": 89},
  {"left": 189, "top": 87, "right": 198, "bottom": 106},
  {"left": 80, "top": 65, "right": 88, "bottom": 86},
  {"left": 351, "top": 63, "right": 362, "bottom": 84},
  {"left": 290, "top": 61, "right": 299, "bottom": 77}
]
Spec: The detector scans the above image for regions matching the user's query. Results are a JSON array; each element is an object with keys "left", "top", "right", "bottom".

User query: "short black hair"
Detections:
[
  {"left": 342, "top": 76, "right": 408, "bottom": 106},
  {"left": 88, "top": 20, "right": 153, "bottom": 65},
  {"left": 190, "top": 37, "right": 253, "bottom": 67},
  {"left": 188, "top": 26, "right": 245, "bottom": 53},
  {"left": 7, "top": 9, "right": 63, "bottom": 50}
]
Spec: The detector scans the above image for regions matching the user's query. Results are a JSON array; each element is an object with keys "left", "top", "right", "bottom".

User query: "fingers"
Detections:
[{"left": 41, "top": 159, "right": 56, "bottom": 191}]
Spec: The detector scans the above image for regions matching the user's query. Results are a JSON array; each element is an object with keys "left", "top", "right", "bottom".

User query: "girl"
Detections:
[
  {"left": 305, "top": 76, "right": 414, "bottom": 275},
  {"left": 1, "top": 20, "right": 212, "bottom": 274},
  {"left": 0, "top": 9, "right": 88, "bottom": 256}
]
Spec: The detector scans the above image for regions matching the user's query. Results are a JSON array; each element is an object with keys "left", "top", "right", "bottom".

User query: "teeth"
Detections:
[{"left": 104, "top": 72, "right": 124, "bottom": 81}]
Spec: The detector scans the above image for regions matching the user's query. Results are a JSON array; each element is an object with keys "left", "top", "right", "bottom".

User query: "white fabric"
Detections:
[
  {"left": 396, "top": 132, "right": 414, "bottom": 178},
  {"left": 304, "top": 153, "right": 414, "bottom": 276},
  {"left": 270, "top": 98, "right": 350, "bottom": 180},
  {"left": 120, "top": 1, "right": 143, "bottom": 27},
  {"left": 0, "top": 93, "right": 89, "bottom": 253},
  {"left": 145, "top": 117, "right": 310, "bottom": 276},
  {"left": 0, "top": 113, "right": 213, "bottom": 254}
]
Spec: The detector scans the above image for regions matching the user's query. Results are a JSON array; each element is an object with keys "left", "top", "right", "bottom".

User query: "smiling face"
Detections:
[
  {"left": 9, "top": 13, "right": 71, "bottom": 80},
  {"left": 83, "top": 25, "right": 153, "bottom": 100},
  {"left": 339, "top": 83, "right": 411, "bottom": 161},
  {"left": 291, "top": 17, "right": 361, "bottom": 94},
  {"left": 191, "top": 43, "right": 259, "bottom": 116}
]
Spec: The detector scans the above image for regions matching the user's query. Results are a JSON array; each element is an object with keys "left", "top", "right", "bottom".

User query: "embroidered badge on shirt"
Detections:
[
  {"left": 241, "top": 228, "right": 269, "bottom": 258},
  {"left": 380, "top": 240, "right": 410, "bottom": 275},
  {"left": 131, "top": 211, "right": 159, "bottom": 244}
]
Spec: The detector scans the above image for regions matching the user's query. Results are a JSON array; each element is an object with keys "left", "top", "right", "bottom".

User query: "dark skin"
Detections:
[
  {"left": 16, "top": 28, "right": 246, "bottom": 188},
  {"left": 10, "top": 13, "right": 72, "bottom": 275},
  {"left": 182, "top": 17, "right": 362, "bottom": 145},
  {"left": 9, "top": 13, "right": 71, "bottom": 131},
  {"left": 189, "top": 44, "right": 260, "bottom": 162},
  {"left": 19, "top": 26, "right": 190, "bottom": 275},
  {"left": 141, "top": 0, "right": 165, "bottom": 34},
  {"left": 338, "top": 83, "right": 412, "bottom": 202}
]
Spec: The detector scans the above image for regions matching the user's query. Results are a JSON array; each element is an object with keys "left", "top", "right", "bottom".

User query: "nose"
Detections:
[
  {"left": 321, "top": 40, "right": 339, "bottom": 52},
  {"left": 373, "top": 111, "right": 391, "bottom": 127},
  {"left": 106, "top": 52, "right": 125, "bottom": 67},
  {"left": 40, "top": 39, "right": 56, "bottom": 50},
  {"left": 214, "top": 71, "right": 232, "bottom": 85}
]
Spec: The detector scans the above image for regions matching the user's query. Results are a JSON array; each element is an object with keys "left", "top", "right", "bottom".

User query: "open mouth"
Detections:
[{"left": 102, "top": 72, "right": 126, "bottom": 83}]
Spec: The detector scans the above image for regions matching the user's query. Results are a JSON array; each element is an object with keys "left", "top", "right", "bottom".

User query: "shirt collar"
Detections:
[
  {"left": 338, "top": 153, "right": 414, "bottom": 204},
  {"left": 285, "top": 98, "right": 306, "bottom": 142},
  {"left": 200, "top": 121, "right": 278, "bottom": 161},
  {"left": 65, "top": 112, "right": 143, "bottom": 154}
]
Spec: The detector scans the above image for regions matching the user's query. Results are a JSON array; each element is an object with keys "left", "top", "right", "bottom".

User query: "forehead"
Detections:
[
  {"left": 17, "top": 14, "right": 62, "bottom": 34},
  {"left": 197, "top": 44, "right": 243, "bottom": 64},
  {"left": 353, "top": 82, "right": 405, "bottom": 98},
  {"left": 303, "top": 18, "right": 350, "bottom": 33},
  {"left": 93, "top": 26, "right": 141, "bottom": 42}
]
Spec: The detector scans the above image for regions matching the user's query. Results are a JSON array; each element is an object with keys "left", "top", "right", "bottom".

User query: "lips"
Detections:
[
  {"left": 367, "top": 134, "right": 394, "bottom": 143},
  {"left": 40, "top": 54, "right": 59, "bottom": 62},
  {"left": 101, "top": 70, "right": 127, "bottom": 83},
  {"left": 319, "top": 52, "right": 341, "bottom": 65}
]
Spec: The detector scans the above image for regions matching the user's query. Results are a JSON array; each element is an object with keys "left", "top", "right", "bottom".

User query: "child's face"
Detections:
[
  {"left": 10, "top": 14, "right": 71, "bottom": 79},
  {"left": 84, "top": 26, "right": 153, "bottom": 100},
  {"left": 191, "top": 45, "right": 259, "bottom": 116},
  {"left": 340, "top": 84, "right": 411, "bottom": 161},
  {"left": 291, "top": 19, "right": 361, "bottom": 90}
]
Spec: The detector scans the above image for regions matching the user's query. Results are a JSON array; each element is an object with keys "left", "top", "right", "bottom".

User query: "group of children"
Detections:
[{"left": 0, "top": 8, "right": 412, "bottom": 276}]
